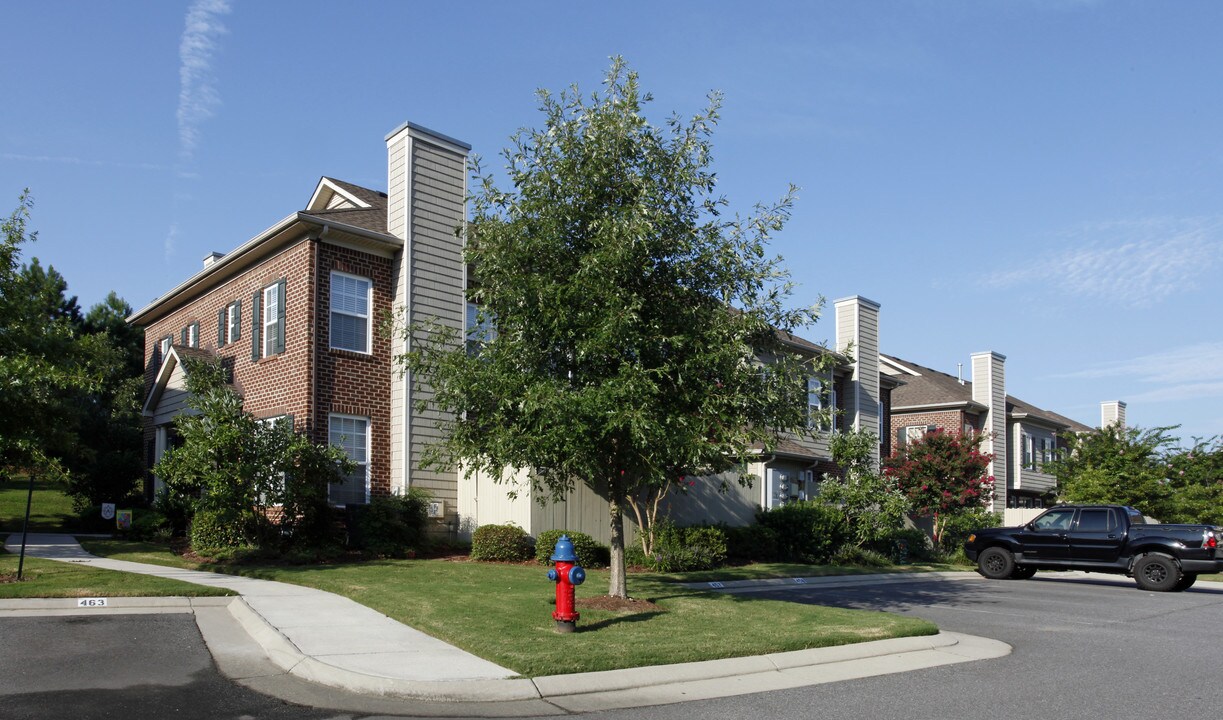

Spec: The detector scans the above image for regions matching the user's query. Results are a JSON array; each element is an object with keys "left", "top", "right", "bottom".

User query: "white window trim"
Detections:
[
  {"left": 226, "top": 302, "right": 241, "bottom": 344},
  {"left": 330, "top": 271, "right": 372, "bottom": 354},
  {"left": 263, "top": 284, "right": 280, "bottom": 358},
  {"left": 257, "top": 415, "right": 290, "bottom": 506},
  {"left": 328, "top": 413, "right": 370, "bottom": 506}
]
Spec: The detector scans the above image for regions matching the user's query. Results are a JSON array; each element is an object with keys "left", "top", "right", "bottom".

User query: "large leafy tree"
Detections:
[
  {"left": 404, "top": 59, "right": 825, "bottom": 598},
  {"left": 882, "top": 429, "right": 994, "bottom": 546},
  {"left": 820, "top": 430, "right": 911, "bottom": 548},
  {"left": 1163, "top": 437, "right": 1223, "bottom": 525},
  {"left": 63, "top": 293, "right": 147, "bottom": 510},
  {"left": 0, "top": 192, "right": 98, "bottom": 479},
  {"left": 1047, "top": 424, "right": 1176, "bottom": 519}
]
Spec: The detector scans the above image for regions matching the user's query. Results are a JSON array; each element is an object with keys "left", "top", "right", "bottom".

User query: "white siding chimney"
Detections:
[
  {"left": 203, "top": 251, "right": 224, "bottom": 269},
  {"left": 834, "top": 296, "right": 882, "bottom": 467},
  {"left": 1101, "top": 401, "right": 1127, "bottom": 429},
  {"left": 971, "top": 351, "right": 1007, "bottom": 513},
  {"left": 385, "top": 122, "right": 471, "bottom": 510}
]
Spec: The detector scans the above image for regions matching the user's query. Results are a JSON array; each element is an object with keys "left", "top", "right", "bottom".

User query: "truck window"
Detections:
[
  {"left": 1075, "top": 509, "right": 1115, "bottom": 532},
  {"left": 1033, "top": 508, "right": 1075, "bottom": 531}
]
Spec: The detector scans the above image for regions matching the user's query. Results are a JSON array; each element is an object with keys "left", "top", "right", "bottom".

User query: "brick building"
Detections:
[
  {"left": 131, "top": 120, "right": 899, "bottom": 543},
  {"left": 132, "top": 122, "right": 468, "bottom": 520},
  {"left": 880, "top": 353, "right": 1099, "bottom": 513}
]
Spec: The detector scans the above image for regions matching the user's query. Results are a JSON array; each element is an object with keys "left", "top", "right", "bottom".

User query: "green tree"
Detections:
[
  {"left": 63, "top": 293, "right": 147, "bottom": 510},
  {"left": 1047, "top": 424, "right": 1176, "bottom": 519},
  {"left": 1164, "top": 437, "right": 1223, "bottom": 525},
  {"left": 154, "top": 356, "right": 354, "bottom": 553},
  {"left": 882, "top": 429, "right": 994, "bottom": 546},
  {"left": 819, "top": 430, "right": 910, "bottom": 548},
  {"left": 403, "top": 59, "right": 827, "bottom": 598},
  {"left": 0, "top": 192, "right": 97, "bottom": 479}
]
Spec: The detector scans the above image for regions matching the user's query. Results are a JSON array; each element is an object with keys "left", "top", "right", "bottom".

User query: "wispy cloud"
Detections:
[
  {"left": 164, "top": 222, "right": 179, "bottom": 263},
  {"left": 2, "top": 153, "right": 167, "bottom": 172},
  {"left": 177, "top": 0, "right": 232, "bottom": 165},
  {"left": 981, "top": 216, "right": 1223, "bottom": 304},
  {"left": 1051, "top": 342, "right": 1223, "bottom": 405}
]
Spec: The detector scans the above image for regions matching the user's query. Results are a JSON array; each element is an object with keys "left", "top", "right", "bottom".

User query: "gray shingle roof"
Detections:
[{"left": 884, "top": 353, "right": 1090, "bottom": 430}]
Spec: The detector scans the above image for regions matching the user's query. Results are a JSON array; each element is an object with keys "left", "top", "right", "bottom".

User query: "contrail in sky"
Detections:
[{"left": 177, "top": 0, "right": 232, "bottom": 164}]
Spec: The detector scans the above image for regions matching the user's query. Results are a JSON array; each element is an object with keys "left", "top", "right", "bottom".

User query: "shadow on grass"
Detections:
[{"left": 579, "top": 610, "right": 667, "bottom": 632}]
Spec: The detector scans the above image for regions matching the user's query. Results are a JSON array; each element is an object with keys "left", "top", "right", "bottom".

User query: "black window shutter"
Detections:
[
  {"left": 180, "top": 327, "right": 187, "bottom": 345},
  {"left": 896, "top": 427, "right": 907, "bottom": 449},
  {"left": 274, "top": 278, "right": 287, "bottom": 354},
  {"left": 251, "top": 290, "right": 262, "bottom": 361},
  {"left": 217, "top": 308, "right": 226, "bottom": 347},
  {"left": 233, "top": 300, "right": 242, "bottom": 341}
]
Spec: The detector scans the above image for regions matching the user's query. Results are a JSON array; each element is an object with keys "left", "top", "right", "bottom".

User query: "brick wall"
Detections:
[
  {"left": 140, "top": 237, "right": 397, "bottom": 500},
  {"left": 314, "top": 243, "right": 395, "bottom": 498}
]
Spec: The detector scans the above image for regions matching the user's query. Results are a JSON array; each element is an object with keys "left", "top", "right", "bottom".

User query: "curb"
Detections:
[{"left": 223, "top": 591, "right": 1009, "bottom": 706}]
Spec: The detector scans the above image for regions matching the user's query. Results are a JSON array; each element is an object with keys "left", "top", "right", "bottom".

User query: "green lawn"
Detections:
[
  {"left": 0, "top": 476, "right": 80, "bottom": 532},
  {"left": 0, "top": 549, "right": 232, "bottom": 600},
  {"left": 80, "top": 539, "right": 937, "bottom": 676},
  {"left": 664, "top": 561, "right": 966, "bottom": 583}
]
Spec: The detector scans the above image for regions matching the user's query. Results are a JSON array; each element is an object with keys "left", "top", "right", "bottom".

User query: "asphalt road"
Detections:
[
  {"left": 588, "top": 574, "right": 1223, "bottom": 720},
  {"left": 3, "top": 575, "right": 1221, "bottom": 720},
  {"left": 0, "top": 613, "right": 341, "bottom": 720}
]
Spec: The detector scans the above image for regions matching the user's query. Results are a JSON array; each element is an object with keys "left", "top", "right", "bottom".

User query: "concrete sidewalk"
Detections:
[{"left": 2, "top": 533, "right": 1011, "bottom": 715}]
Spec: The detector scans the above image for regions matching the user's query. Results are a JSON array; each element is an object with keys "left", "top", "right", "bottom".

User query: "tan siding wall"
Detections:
[{"left": 407, "top": 139, "right": 467, "bottom": 511}]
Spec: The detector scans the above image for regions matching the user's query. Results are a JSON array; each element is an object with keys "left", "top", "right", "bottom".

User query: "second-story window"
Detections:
[
  {"left": 216, "top": 300, "right": 242, "bottom": 348},
  {"left": 181, "top": 322, "right": 199, "bottom": 348},
  {"left": 330, "top": 272, "right": 371, "bottom": 353},
  {"left": 805, "top": 375, "right": 835, "bottom": 431},
  {"left": 252, "top": 279, "right": 286, "bottom": 360}
]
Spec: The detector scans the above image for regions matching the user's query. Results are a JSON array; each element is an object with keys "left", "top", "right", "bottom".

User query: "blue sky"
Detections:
[{"left": 3, "top": 1, "right": 1221, "bottom": 443}]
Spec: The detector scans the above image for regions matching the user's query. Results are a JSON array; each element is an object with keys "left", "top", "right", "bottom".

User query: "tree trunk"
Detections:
[{"left": 608, "top": 494, "right": 628, "bottom": 599}]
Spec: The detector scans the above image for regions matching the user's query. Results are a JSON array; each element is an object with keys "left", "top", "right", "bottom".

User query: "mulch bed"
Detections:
[{"left": 0, "top": 573, "right": 20, "bottom": 584}]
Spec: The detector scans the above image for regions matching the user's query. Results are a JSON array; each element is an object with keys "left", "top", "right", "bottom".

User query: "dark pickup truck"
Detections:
[{"left": 964, "top": 504, "right": 1222, "bottom": 591}]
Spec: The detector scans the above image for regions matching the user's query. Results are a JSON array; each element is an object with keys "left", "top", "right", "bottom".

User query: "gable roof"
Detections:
[
  {"left": 883, "top": 353, "right": 1090, "bottom": 432},
  {"left": 142, "top": 345, "right": 216, "bottom": 416},
  {"left": 129, "top": 178, "right": 397, "bottom": 326}
]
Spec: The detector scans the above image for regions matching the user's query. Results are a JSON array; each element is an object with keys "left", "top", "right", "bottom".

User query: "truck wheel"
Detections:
[
  {"left": 1010, "top": 566, "right": 1037, "bottom": 580},
  {"left": 978, "top": 547, "right": 1016, "bottom": 579},
  {"left": 1172, "top": 573, "right": 1197, "bottom": 592},
  {"left": 1133, "top": 553, "right": 1180, "bottom": 592}
]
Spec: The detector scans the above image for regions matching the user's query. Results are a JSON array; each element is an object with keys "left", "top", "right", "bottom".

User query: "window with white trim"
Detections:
[
  {"left": 330, "top": 272, "right": 371, "bottom": 353},
  {"left": 158, "top": 335, "right": 172, "bottom": 367},
  {"left": 328, "top": 414, "right": 369, "bottom": 506},
  {"left": 227, "top": 301, "right": 241, "bottom": 344},
  {"left": 905, "top": 425, "right": 936, "bottom": 444},
  {"left": 805, "top": 375, "right": 835, "bottom": 430},
  {"left": 465, "top": 301, "right": 497, "bottom": 356},
  {"left": 263, "top": 284, "right": 281, "bottom": 357},
  {"left": 257, "top": 414, "right": 291, "bottom": 505}
]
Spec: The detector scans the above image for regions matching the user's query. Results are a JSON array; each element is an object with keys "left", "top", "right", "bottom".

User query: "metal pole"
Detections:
[{"left": 16, "top": 473, "right": 34, "bottom": 580}]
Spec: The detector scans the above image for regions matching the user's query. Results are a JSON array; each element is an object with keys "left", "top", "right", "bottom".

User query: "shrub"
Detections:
[
  {"left": 722, "top": 523, "right": 780, "bottom": 562},
  {"left": 623, "top": 544, "right": 650, "bottom": 569},
  {"left": 757, "top": 501, "right": 848, "bottom": 564},
  {"left": 867, "top": 527, "right": 936, "bottom": 563},
  {"left": 352, "top": 489, "right": 431, "bottom": 558},
  {"left": 648, "top": 520, "right": 728, "bottom": 572},
  {"left": 470, "top": 523, "right": 533, "bottom": 562},
  {"left": 189, "top": 508, "right": 255, "bottom": 557},
  {"left": 124, "top": 508, "right": 172, "bottom": 542},
  {"left": 937, "top": 510, "right": 1001, "bottom": 555},
  {"left": 830, "top": 545, "right": 892, "bottom": 567},
  {"left": 534, "top": 529, "right": 609, "bottom": 568}
]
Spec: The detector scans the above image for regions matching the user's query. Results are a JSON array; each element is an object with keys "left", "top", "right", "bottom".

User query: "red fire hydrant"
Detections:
[{"left": 546, "top": 534, "right": 586, "bottom": 633}]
